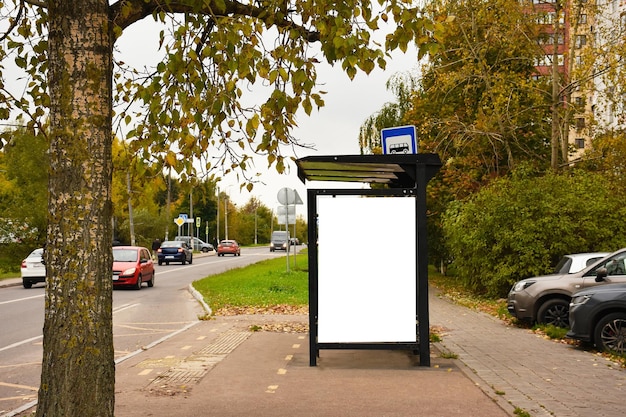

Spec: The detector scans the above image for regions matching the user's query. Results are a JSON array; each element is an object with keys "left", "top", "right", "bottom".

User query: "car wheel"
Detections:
[
  {"left": 158, "top": 260, "right": 162, "bottom": 266},
  {"left": 147, "top": 271, "right": 155, "bottom": 287},
  {"left": 537, "top": 298, "right": 570, "bottom": 327},
  {"left": 135, "top": 275, "right": 142, "bottom": 290},
  {"left": 23, "top": 281, "right": 32, "bottom": 289},
  {"left": 202, "top": 248, "right": 208, "bottom": 253},
  {"left": 181, "top": 257, "right": 186, "bottom": 265},
  {"left": 594, "top": 312, "right": 626, "bottom": 354}
]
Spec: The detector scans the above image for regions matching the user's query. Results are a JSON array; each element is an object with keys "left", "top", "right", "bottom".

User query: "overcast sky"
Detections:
[{"left": 119, "top": 16, "right": 421, "bottom": 211}]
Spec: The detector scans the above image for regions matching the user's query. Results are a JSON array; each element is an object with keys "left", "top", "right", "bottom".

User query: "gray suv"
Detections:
[
  {"left": 174, "top": 236, "right": 214, "bottom": 252},
  {"left": 507, "top": 250, "right": 625, "bottom": 327}
]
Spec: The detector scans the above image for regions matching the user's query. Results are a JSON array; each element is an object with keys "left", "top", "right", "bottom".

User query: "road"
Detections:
[{"left": 0, "top": 246, "right": 291, "bottom": 416}]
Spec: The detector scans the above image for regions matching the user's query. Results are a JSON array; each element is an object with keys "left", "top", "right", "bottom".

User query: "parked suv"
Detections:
[
  {"left": 507, "top": 251, "right": 621, "bottom": 327},
  {"left": 174, "top": 236, "right": 214, "bottom": 252}
]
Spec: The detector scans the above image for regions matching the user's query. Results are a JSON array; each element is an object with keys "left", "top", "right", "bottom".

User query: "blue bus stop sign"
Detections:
[{"left": 381, "top": 125, "right": 417, "bottom": 154}]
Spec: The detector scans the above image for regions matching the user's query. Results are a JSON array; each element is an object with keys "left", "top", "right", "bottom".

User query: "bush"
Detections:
[
  {"left": 442, "top": 170, "right": 626, "bottom": 297},
  {"left": 0, "top": 243, "right": 34, "bottom": 274}
]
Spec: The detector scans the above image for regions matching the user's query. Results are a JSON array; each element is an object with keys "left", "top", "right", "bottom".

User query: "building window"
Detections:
[
  {"left": 575, "top": 138, "right": 585, "bottom": 149},
  {"left": 578, "top": 14, "right": 587, "bottom": 24},
  {"left": 576, "top": 118, "right": 586, "bottom": 130},
  {"left": 575, "top": 35, "right": 587, "bottom": 49}
]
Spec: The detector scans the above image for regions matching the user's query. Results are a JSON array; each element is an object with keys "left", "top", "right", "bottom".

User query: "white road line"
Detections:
[
  {"left": 0, "top": 294, "right": 44, "bottom": 305},
  {"left": 0, "top": 336, "right": 42, "bottom": 353}
]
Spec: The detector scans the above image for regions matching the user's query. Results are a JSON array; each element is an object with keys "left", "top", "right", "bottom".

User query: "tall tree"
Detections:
[{"left": 0, "top": 1, "right": 437, "bottom": 416}]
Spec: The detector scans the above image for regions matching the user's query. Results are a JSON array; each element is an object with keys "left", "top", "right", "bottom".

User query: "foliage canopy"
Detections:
[{"left": 442, "top": 169, "right": 626, "bottom": 297}]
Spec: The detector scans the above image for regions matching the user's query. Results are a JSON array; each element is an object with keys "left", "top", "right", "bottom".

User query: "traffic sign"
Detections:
[
  {"left": 277, "top": 188, "right": 303, "bottom": 205},
  {"left": 277, "top": 206, "right": 296, "bottom": 225},
  {"left": 381, "top": 125, "right": 417, "bottom": 154},
  {"left": 174, "top": 217, "right": 185, "bottom": 227}
]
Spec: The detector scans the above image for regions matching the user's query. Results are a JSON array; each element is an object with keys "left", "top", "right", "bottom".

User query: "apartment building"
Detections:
[{"left": 530, "top": 0, "right": 600, "bottom": 161}]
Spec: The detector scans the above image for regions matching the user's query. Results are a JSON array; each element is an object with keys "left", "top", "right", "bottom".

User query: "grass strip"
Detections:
[{"left": 193, "top": 253, "right": 308, "bottom": 313}]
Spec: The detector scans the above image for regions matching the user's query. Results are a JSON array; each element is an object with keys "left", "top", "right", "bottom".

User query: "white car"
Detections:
[
  {"left": 21, "top": 248, "right": 46, "bottom": 289},
  {"left": 553, "top": 252, "right": 610, "bottom": 274}
]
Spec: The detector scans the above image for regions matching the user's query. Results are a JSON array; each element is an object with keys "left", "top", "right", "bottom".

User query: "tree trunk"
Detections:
[{"left": 37, "top": 1, "right": 115, "bottom": 416}]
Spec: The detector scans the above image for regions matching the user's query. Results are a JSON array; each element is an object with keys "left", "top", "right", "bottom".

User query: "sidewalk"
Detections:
[
  {"left": 430, "top": 290, "right": 626, "bottom": 417},
  {"left": 113, "top": 314, "right": 510, "bottom": 417}
]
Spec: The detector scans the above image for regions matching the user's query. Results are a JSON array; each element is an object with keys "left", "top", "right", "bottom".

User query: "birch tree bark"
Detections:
[{"left": 37, "top": 1, "right": 115, "bottom": 415}]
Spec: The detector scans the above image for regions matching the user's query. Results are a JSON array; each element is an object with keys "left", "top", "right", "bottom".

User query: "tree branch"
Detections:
[{"left": 109, "top": 0, "right": 319, "bottom": 42}]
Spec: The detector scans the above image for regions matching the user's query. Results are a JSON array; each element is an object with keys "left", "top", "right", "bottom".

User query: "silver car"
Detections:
[{"left": 507, "top": 251, "right": 621, "bottom": 327}]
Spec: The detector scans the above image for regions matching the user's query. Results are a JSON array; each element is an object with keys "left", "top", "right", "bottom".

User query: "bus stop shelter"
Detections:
[{"left": 296, "top": 153, "right": 442, "bottom": 366}]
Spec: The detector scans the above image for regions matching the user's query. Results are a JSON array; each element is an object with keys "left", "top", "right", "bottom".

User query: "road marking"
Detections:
[
  {"left": 138, "top": 369, "right": 152, "bottom": 376},
  {"left": 0, "top": 395, "right": 37, "bottom": 401},
  {"left": 0, "top": 336, "right": 42, "bottom": 353},
  {"left": 292, "top": 344, "right": 300, "bottom": 349},
  {"left": 0, "top": 382, "right": 38, "bottom": 391},
  {"left": 285, "top": 355, "right": 293, "bottom": 361},
  {"left": 0, "top": 294, "right": 44, "bottom": 305},
  {"left": 113, "top": 303, "right": 140, "bottom": 314},
  {"left": 277, "top": 368, "right": 287, "bottom": 375},
  {"left": 265, "top": 385, "right": 279, "bottom": 393},
  {"left": 0, "top": 362, "right": 40, "bottom": 370}
]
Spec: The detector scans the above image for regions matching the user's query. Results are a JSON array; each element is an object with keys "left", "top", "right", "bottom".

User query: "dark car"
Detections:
[
  {"left": 217, "top": 240, "right": 241, "bottom": 256},
  {"left": 112, "top": 246, "right": 155, "bottom": 289},
  {"left": 567, "top": 282, "right": 626, "bottom": 355},
  {"left": 157, "top": 240, "right": 193, "bottom": 265}
]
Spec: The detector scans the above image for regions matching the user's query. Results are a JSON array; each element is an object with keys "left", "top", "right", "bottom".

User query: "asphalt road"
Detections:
[{"left": 0, "top": 246, "right": 290, "bottom": 415}]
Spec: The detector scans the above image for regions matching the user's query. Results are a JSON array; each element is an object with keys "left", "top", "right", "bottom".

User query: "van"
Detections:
[
  {"left": 269, "top": 231, "right": 290, "bottom": 252},
  {"left": 174, "top": 236, "right": 214, "bottom": 252}
]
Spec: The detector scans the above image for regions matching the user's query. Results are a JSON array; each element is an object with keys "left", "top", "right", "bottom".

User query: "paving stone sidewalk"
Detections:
[{"left": 429, "top": 290, "right": 626, "bottom": 417}]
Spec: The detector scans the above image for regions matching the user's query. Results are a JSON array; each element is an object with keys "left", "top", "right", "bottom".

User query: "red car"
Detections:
[
  {"left": 112, "top": 246, "right": 155, "bottom": 289},
  {"left": 217, "top": 240, "right": 241, "bottom": 256}
]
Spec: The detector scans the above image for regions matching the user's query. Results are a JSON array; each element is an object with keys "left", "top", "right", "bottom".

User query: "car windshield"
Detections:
[
  {"left": 28, "top": 248, "right": 44, "bottom": 258},
  {"left": 221, "top": 241, "right": 234, "bottom": 246},
  {"left": 113, "top": 249, "right": 138, "bottom": 262},
  {"left": 161, "top": 241, "right": 182, "bottom": 248}
]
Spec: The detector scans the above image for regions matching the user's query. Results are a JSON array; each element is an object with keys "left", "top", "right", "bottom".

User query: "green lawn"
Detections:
[{"left": 193, "top": 252, "right": 308, "bottom": 313}]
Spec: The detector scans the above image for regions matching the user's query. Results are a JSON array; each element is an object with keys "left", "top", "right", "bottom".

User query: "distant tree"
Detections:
[
  {"left": 358, "top": 71, "right": 418, "bottom": 154},
  {"left": 0, "top": 129, "right": 48, "bottom": 244},
  {"left": 235, "top": 196, "right": 274, "bottom": 245}
]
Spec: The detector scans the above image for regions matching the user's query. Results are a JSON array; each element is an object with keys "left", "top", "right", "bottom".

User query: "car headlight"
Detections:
[
  {"left": 513, "top": 280, "right": 535, "bottom": 292},
  {"left": 121, "top": 267, "right": 137, "bottom": 276},
  {"left": 570, "top": 294, "right": 591, "bottom": 307}
]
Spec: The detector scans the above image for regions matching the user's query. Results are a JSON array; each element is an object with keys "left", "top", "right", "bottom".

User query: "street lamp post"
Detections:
[{"left": 224, "top": 195, "right": 229, "bottom": 240}]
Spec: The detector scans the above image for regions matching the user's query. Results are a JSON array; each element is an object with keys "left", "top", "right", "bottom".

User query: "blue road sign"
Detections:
[{"left": 381, "top": 125, "right": 417, "bottom": 155}]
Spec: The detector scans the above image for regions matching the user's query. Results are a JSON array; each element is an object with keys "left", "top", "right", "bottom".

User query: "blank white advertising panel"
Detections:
[{"left": 317, "top": 195, "right": 417, "bottom": 343}]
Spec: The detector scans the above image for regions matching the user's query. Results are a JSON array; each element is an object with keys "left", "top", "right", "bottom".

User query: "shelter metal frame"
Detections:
[{"left": 296, "top": 154, "right": 442, "bottom": 366}]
